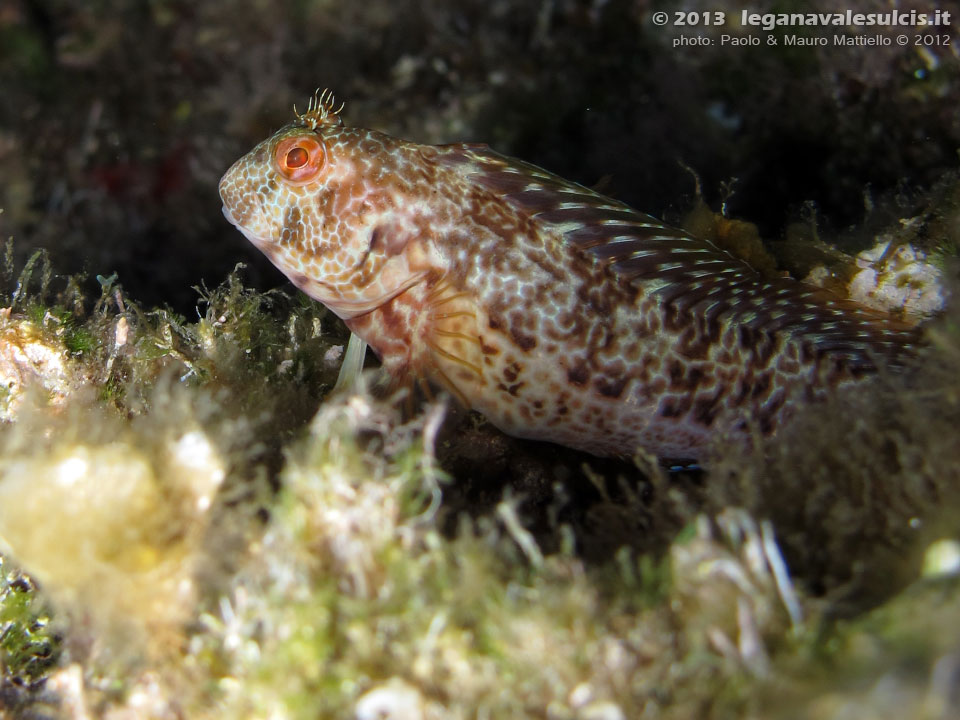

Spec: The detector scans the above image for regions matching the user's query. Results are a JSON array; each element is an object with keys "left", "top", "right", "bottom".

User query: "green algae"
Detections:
[
  {"left": 0, "top": 560, "right": 59, "bottom": 685},
  {"left": 0, "top": 246, "right": 957, "bottom": 718}
]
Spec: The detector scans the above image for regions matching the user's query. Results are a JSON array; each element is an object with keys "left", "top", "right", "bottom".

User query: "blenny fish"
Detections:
[{"left": 219, "top": 91, "right": 919, "bottom": 459}]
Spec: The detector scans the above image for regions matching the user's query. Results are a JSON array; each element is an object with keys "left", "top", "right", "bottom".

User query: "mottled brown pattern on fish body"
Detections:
[{"left": 219, "top": 91, "right": 921, "bottom": 459}]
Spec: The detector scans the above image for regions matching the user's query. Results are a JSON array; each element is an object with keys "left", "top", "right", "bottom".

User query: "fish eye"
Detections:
[
  {"left": 274, "top": 135, "right": 325, "bottom": 184},
  {"left": 286, "top": 147, "right": 308, "bottom": 168}
]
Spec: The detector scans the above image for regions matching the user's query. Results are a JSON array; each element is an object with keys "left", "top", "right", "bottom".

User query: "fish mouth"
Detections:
[
  {"left": 221, "top": 205, "right": 237, "bottom": 226},
  {"left": 221, "top": 202, "right": 274, "bottom": 250}
]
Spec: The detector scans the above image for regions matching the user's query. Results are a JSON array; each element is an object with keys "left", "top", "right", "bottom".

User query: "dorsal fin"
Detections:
[{"left": 435, "top": 143, "right": 921, "bottom": 368}]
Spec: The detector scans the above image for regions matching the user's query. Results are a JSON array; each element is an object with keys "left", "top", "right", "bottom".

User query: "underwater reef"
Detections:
[
  {"left": 1, "top": 0, "right": 960, "bottom": 717},
  {"left": 0, "top": 249, "right": 958, "bottom": 718}
]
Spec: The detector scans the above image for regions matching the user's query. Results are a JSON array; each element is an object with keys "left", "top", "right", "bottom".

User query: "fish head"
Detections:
[{"left": 219, "top": 90, "right": 433, "bottom": 318}]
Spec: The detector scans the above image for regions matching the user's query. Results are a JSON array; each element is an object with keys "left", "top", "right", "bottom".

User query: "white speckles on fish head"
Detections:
[{"left": 219, "top": 96, "right": 441, "bottom": 319}]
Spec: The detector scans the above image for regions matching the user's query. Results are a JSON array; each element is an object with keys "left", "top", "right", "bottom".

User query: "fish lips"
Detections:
[{"left": 221, "top": 203, "right": 275, "bottom": 253}]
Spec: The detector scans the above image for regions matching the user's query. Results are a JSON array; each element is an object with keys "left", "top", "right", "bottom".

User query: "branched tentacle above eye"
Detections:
[{"left": 293, "top": 88, "right": 345, "bottom": 130}]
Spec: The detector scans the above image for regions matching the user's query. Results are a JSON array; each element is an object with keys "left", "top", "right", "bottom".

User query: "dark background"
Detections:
[{"left": 0, "top": 0, "right": 957, "bottom": 313}]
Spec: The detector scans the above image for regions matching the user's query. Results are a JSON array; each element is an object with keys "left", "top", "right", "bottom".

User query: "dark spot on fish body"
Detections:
[
  {"left": 667, "top": 359, "right": 686, "bottom": 389},
  {"left": 507, "top": 308, "right": 532, "bottom": 332},
  {"left": 369, "top": 223, "right": 405, "bottom": 260},
  {"left": 596, "top": 375, "right": 629, "bottom": 399},
  {"left": 507, "top": 382, "right": 524, "bottom": 396},
  {"left": 693, "top": 395, "right": 720, "bottom": 427},
  {"left": 661, "top": 396, "right": 692, "bottom": 418},
  {"left": 715, "top": 347, "right": 735, "bottom": 365},
  {"left": 378, "top": 300, "right": 405, "bottom": 337},
  {"left": 732, "top": 376, "right": 751, "bottom": 406},
  {"left": 750, "top": 373, "right": 772, "bottom": 399},
  {"left": 567, "top": 361, "right": 590, "bottom": 386},
  {"left": 509, "top": 326, "right": 537, "bottom": 352},
  {"left": 480, "top": 340, "right": 500, "bottom": 356},
  {"left": 629, "top": 313, "right": 654, "bottom": 340},
  {"left": 757, "top": 408, "right": 777, "bottom": 435},
  {"left": 686, "top": 365, "right": 705, "bottom": 388}
]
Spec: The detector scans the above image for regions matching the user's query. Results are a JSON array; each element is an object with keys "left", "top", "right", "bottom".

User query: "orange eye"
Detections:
[{"left": 274, "top": 135, "right": 325, "bottom": 184}]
